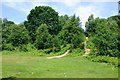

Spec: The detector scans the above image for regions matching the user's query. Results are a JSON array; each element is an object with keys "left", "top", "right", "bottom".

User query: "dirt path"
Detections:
[
  {"left": 83, "top": 37, "right": 90, "bottom": 56},
  {"left": 47, "top": 50, "right": 70, "bottom": 59}
]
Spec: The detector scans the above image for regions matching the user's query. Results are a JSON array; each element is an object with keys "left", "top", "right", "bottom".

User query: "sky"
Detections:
[{"left": 1, "top": 0, "right": 119, "bottom": 30}]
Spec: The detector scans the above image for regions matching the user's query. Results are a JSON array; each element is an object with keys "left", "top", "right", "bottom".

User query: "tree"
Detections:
[
  {"left": 71, "top": 33, "right": 84, "bottom": 48},
  {"left": 9, "top": 24, "right": 30, "bottom": 47},
  {"left": 85, "top": 14, "right": 95, "bottom": 37},
  {"left": 2, "top": 19, "right": 15, "bottom": 45},
  {"left": 108, "top": 15, "right": 120, "bottom": 55},
  {"left": 94, "top": 18, "right": 119, "bottom": 57},
  {"left": 2, "top": 19, "right": 30, "bottom": 50},
  {"left": 47, "top": 36, "right": 61, "bottom": 52},
  {"left": 86, "top": 15, "right": 119, "bottom": 57},
  {"left": 24, "top": 6, "right": 59, "bottom": 43},
  {"left": 58, "top": 15, "right": 85, "bottom": 48},
  {"left": 58, "top": 15, "right": 69, "bottom": 29},
  {"left": 34, "top": 24, "right": 51, "bottom": 49}
]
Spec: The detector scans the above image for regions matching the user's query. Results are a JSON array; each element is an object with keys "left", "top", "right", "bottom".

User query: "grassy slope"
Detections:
[{"left": 2, "top": 51, "right": 118, "bottom": 78}]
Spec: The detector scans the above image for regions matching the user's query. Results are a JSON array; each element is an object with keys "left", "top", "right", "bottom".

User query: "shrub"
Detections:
[
  {"left": 85, "top": 55, "right": 119, "bottom": 67},
  {"left": 70, "top": 48, "right": 84, "bottom": 56},
  {"left": 86, "top": 38, "right": 96, "bottom": 55},
  {"left": 26, "top": 43, "right": 36, "bottom": 51},
  {"left": 44, "top": 48, "right": 52, "bottom": 54},
  {"left": 2, "top": 43, "right": 14, "bottom": 51},
  {"left": 18, "top": 44, "right": 36, "bottom": 52},
  {"left": 19, "top": 45, "right": 28, "bottom": 52}
]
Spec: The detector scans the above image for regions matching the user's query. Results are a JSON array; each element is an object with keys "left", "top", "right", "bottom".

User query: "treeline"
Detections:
[
  {"left": 1, "top": 6, "right": 120, "bottom": 57},
  {"left": 2, "top": 6, "right": 85, "bottom": 53}
]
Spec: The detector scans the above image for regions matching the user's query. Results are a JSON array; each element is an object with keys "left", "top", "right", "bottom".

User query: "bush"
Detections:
[
  {"left": 44, "top": 48, "right": 52, "bottom": 54},
  {"left": 18, "top": 45, "right": 28, "bottom": 52},
  {"left": 85, "top": 55, "right": 119, "bottom": 67},
  {"left": 86, "top": 38, "right": 97, "bottom": 55},
  {"left": 2, "top": 43, "right": 14, "bottom": 51},
  {"left": 26, "top": 43, "right": 36, "bottom": 51},
  {"left": 70, "top": 48, "right": 84, "bottom": 56},
  {"left": 18, "top": 44, "right": 36, "bottom": 52}
]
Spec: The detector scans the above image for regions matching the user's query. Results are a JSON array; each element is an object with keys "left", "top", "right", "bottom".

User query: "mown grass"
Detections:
[{"left": 2, "top": 50, "right": 118, "bottom": 78}]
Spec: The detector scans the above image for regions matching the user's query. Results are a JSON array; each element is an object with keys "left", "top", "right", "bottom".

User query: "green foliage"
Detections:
[
  {"left": 9, "top": 24, "right": 30, "bottom": 47},
  {"left": 58, "top": 15, "right": 69, "bottom": 29},
  {"left": 51, "top": 36, "right": 61, "bottom": 52},
  {"left": 108, "top": 15, "right": 120, "bottom": 55},
  {"left": 35, "top": 24, "right": 52, "bottom": 49},
  {"left": 44, "top": 36, "right": 61, "bottom": 54},
  {"left": 2, "top": 19, "right": 15, "bottom": 44},
  {"left": 86, "top": 38, "right": 96, "bottom": 55},
  {"left": 71, "top": 33, "right": 84, "bottom": 48},
  {"left": 18, "top": 45, "right": 28, "bottom": 52},
  {"left": 85, "top": 15, "right": 119, "bottom": 57},
  {"left": 85, "top": 55, "right": 119, "bottom": 67},
  {"left": 0, "top": 18, "right": 2, "bottom": 51},
  {"left": 26, "top": 43, "right": 36, "bottom": 51},
  {"left": 2, "top": 43, "right": 14, "bottom": 51},
  {"left": 58, "top": 15, "right": 85, "bottom": 48},
  {"left": 94, "top": 18, "right": 119, "bottom": 57},
  {"left": 24, "top": 6, "right": 59, "bottom": 42},
  {"left": 2, "top": 7, "right": 119, "bottom": 58},
  {"left": 44, "top": 36, "right": 61, "bottom": 53},
  {"left": 44, "top": 44, "right": 71, "bottom": 55},
  {"left": 18, "top": 43, "right": 36, "bottom": 52},
  {"left": 70, "top": 48, "right": 84, "bottom": 56},
  {"left": 2, "top": 19, "right": 30, "bottom": 49},
  {"left": 85, "top": 14, "right": 95, "bottom": 37}
]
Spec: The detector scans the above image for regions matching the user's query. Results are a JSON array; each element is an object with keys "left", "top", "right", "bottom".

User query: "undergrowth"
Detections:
[{"left": 85, "top": 55, "right": 119, "bottom": 67}]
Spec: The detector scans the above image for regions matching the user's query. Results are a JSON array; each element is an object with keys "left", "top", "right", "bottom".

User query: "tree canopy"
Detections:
[
  {"left": 85, "top": 15, "right": 120, "bottom": 57},
  {"left": 24, "top": 6, "right": 59, "bottom": 43}
]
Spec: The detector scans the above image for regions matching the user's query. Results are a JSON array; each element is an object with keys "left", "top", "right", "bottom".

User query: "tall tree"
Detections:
[
  {"left": 2, "top": 19, "right": 15, "bottom": 45},
  {"left": 108, "top": 15, "right": 120, "bottom": 54},
  {"left": 24, "top": 6, "right": 59, "bottom": 43},
  {"left": 86, "top": 15, "right": 119, "bottom": 57},
  {"left": 58, "top": 15, "right": 69, "bottom": 31},
  {"left": 85, "top": 14, "right": 95, "bottom": 37},
  {"left": 35, "top": 24, "right": 51, "bottom": 49},
  {"left": 58, "top": 15, "right": 85, "bottom": 48},
  {"left": 9, "top": 24, "right": 30, "bottom": 47}
]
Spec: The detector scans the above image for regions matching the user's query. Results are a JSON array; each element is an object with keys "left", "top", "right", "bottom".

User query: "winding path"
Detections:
[
  {"left": 83, "top": 37, "right": 90, "bottom": 56},
  {"left": 47, "top": 50, "right": 70, "bottom": 59}
]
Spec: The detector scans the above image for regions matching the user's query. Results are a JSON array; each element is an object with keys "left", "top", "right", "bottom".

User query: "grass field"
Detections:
[{"left": 2, "top": 50, "right": 118, "bottom": 78}]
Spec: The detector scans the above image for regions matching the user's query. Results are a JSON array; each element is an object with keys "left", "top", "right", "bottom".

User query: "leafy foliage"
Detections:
[
  {"left": 2, "top": 19, "right": 30, "bottom": 48},
  {"left": 85, "top": 55, "right": 119, "bottom": 67},
  {"left": 85, "top": 14, "right": 95, "bottom": 37},
  {"left": 58, "top": 15, "right": 85, "bottom": 48},
  {"left": 24, "top": 6, "right": 59, "bottom": 43},
  {"left": 9, "top": 25, "right": 30, "bottom": 46},
  {"left": 85, "top": 15, "right": 119, "bottom": 57},
  {"left": 2, "top": 6, "right": 119, "bottom": 59},
  {"left": 2, "top": 43, "right": 14, "bottom": 51},
  {"left": 35, "top": 24, "right": 51, "bottom": 49},
  {"left": 2, "top": 19, "right": 15, "bottom": 44},
  {"left": 58, "top": 15, "right": 69, "bottom": 29}
]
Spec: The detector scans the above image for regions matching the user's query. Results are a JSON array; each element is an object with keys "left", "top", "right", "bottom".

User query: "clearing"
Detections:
[{"left": 2, "top": 51, "right": 118, "bottom": 78}]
